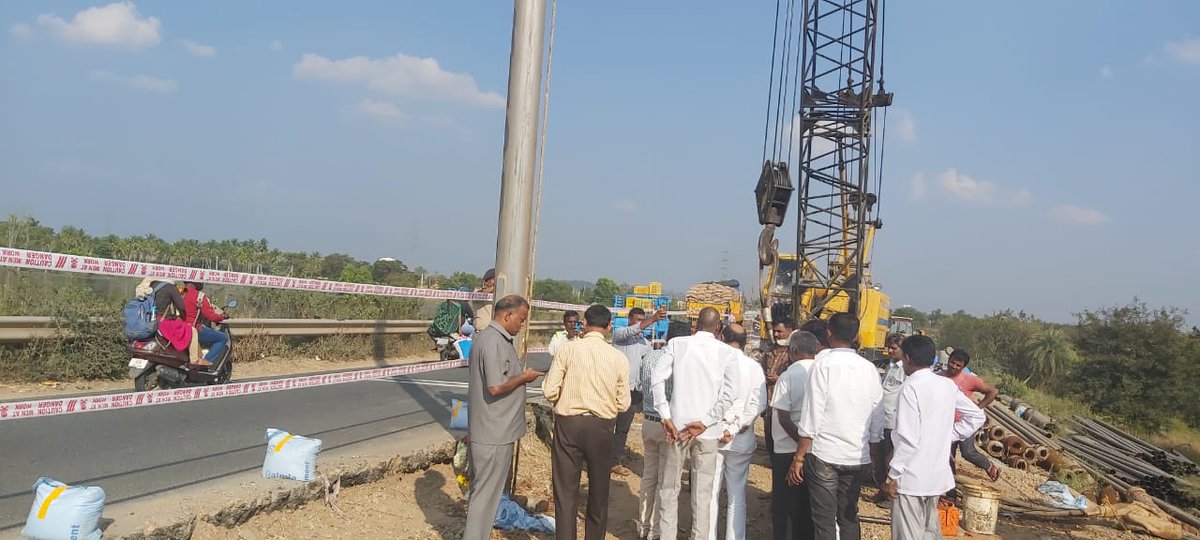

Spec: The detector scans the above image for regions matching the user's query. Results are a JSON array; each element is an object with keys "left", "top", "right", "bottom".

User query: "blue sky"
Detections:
[{"left": 1, "top": 1, "right": 1198, "bottom": 323}]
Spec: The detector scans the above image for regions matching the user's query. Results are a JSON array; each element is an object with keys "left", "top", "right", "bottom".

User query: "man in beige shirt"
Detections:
[{"left": 542, "top": 304, "right": 630, "bottom": 540}]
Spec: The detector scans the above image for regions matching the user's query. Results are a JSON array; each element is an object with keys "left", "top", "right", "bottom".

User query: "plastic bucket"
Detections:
[{"left": 960, "top": 482, "right": 1001, "bottom": 535}]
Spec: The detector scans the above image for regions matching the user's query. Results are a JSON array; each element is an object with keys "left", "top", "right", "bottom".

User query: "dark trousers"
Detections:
[
  {"left": 771, "top": 452, "right": 814, "bottom": 540},
  {"left": 806, "top": 454, "right": 868, "bottom": 540},
  {"left": 553, "top": 414, "right": 616, "bottom": 540},
  {"left": 952, "top": 436, "right": 993, "bottom": 472},
  {"left": 612, "top": 390, "right": 642, "bottom": 464},
  {"left": 873, "top": 429, "right": 894, "bottom": 488},
  {"left": 764, "top": 409, "right": 775, "bottom": 455}
]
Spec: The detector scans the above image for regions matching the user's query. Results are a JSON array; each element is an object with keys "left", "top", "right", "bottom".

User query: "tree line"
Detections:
[
  {"left": 893, "top": 304, "right": 1200, "bottom": 433},
  {"left": 0, "top": 214, "right": 635, "bottom": 309}
]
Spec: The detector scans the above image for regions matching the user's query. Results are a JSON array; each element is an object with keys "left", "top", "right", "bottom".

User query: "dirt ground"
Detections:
[{"left": 191, "top": 416, "right": 1163, "bottom": 540}]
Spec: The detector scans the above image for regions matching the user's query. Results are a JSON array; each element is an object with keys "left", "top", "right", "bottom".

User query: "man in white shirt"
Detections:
[
  {"left": 788, "top": 313, "right": 884, "bottom": 540},
  {"left": 708, "top": 323, "right": 766, "bottom": 540},
  {"left": 770, "top": 330, "right": 821, "bottom": 540},
  {"left": 547, "top": 309, "right": 581, "bottom": 356},
  {"left": 869, "top": 333, "right": 907, "bottom": 507},
  {"left": 650, "top": 307, "right": 739, "bottom": 540},
  {"left": 884, "top": 335, "right": 986, "bottom": 540}
]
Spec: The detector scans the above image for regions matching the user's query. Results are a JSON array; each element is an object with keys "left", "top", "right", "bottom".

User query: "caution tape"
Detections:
[
  {"left": 0, "top": 344, "right": 551, "bottom": 422},
  {"left": 0, "top": 359, "right": 466, "bottom": 422},
  {"left": 0, "top": 247, "right": 591, "bottom": 311},
  {"left": 0, "top": 247, "right": 690, "bottom": 315}
]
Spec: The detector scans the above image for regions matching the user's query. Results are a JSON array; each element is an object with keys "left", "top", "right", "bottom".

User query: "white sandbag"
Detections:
[
  {"left": 449, "top": 399, "right": 468, "bottom": 430},
  {"left": 21, "top": 477, "right": 105, "bottom": 540},
  {"left": 262, "top": 428, "right": 322, "bottom": 482}
]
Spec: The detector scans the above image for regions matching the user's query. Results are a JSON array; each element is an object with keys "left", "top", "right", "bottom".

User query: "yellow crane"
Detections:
[{"left": 753, "top": 0, "right": 901, "bottom": 360}]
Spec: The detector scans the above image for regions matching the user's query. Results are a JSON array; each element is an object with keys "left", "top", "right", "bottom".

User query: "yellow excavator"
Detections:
[{"left": 752, "top": 1, "right": 901, "bottom": 361}]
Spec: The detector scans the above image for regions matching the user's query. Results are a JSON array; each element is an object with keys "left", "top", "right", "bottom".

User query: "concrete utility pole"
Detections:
[{"left": 492, "top": 0, "right": 547, "bottom": 310}]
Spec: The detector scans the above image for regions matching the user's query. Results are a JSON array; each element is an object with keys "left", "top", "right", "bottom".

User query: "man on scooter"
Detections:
[{"left": 181, "top": 281, "right": 228, "bottom": 368}]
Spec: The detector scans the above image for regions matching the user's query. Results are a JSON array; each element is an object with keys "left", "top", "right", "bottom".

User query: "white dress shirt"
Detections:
[
  {"left": 770, "top": 358, "right": 815, "bottom": 454},
  {"left": 797, "top": 348, "right": 884, "bottom": 465},
  {"left": 889, "top": 368, "right": 987, "bottom": 496},
  {"left": 869, "top": 359, "right": 907, "bottom": 442},
  {"left": 650, "top": 331, "right": 739, "bottom": 440},
  {"left": 720, "top": 351, "right": 767, "bottom": 454},
  {"left": 547, "top": 330, "right": 575, "bottom": 356}
]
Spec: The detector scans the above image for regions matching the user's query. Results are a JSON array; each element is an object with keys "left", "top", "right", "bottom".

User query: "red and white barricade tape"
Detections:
[
  {"left": 0, "top": 247, "right": 689, "bottom": 314},
  {"left": 0, "top": 247, "right": 592, "bottom": 311},
  {"left": 0, "top": 347, "right": 553, "bottom": 422},
  {"left": 0, "top": 359, "right": 466, "bottom": 422}
]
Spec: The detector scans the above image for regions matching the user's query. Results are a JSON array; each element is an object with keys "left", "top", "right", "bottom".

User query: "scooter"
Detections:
[{"left": 128, "top": 300, "right": 237, "bottom": 391}]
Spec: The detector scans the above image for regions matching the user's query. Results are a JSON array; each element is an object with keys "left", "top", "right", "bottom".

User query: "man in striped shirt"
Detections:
[{"left": 542, "top": 304, "right": 631, "bottom": 540}]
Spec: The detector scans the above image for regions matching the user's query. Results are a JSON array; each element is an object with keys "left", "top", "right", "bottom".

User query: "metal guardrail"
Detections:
[{"left": 0, "top": 317, "right": 559, "bottom": 343}]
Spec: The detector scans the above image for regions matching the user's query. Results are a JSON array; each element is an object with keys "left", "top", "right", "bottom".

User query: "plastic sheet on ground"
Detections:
[
  {"left": 1037, "top": 480, "right": 1089, "bottom": 510},
  {"left": 494, "top": 493, "right": 555, "bottom": 533}
]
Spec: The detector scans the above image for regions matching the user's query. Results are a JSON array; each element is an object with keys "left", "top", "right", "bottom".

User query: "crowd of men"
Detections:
[{"left": 464, "top": 294, "right": 998, "bottom": 540}]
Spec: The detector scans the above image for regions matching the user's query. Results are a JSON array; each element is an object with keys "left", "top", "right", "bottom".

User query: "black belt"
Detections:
[{"left": 644, "top": 413, "right": 662, "bottom": 423}]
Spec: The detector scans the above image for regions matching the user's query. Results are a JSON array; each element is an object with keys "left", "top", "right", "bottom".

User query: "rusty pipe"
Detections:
[{"left": 1006, "top": 456, "right": 1029, "bottom": 471}]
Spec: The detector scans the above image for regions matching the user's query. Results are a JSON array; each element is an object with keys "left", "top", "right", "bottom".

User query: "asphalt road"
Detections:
[{"left": 0, "top": 353, "right": 552, "bottom": 533}]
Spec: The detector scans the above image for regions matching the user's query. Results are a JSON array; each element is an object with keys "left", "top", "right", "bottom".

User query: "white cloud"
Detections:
[
  {"left": 1100, "top": 65, "right": 1114, "bottom": 79},
  {"left": 270, "top": 39, "right": 283, "bottom": 52},
  {"left": 912, "top": 168, "right": 1032, "bottom": 206},
  {"left": 89, "top": 70, "right": 177, "bottom": 94},
  {"left": 353, "top": 99, "right": 409, "bottom": 124},
  {"left": 1166, "top": 37, "right": 1200, "bottom": 66},
  {"left": 293, "top": 52, "right": 505, "bottom": 107},
  {"left": 34, "top": 2, "right": 161, "bottom": 49},
  {"left": 10, "top": 23, "right": 33, "bottom": 41},
  {"left": 614, "top": 199, "right": 637, "bottom": 212},
  {"left": 1049, "top": 204, "right": 1108, "bottom": 226},
  {"left": 181, "top": 39, "right": 216, "bottom": 57},
  {"left": 938, "top": 168, "right": 996, "bottom": 203},
  {"left": 892, "top": 108, "right": 916, "bottom": 143}
]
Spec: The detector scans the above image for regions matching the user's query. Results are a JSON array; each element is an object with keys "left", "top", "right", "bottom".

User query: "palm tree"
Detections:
[{"left": 1021, "top": 327, "right": 1079, "bottom": 387}]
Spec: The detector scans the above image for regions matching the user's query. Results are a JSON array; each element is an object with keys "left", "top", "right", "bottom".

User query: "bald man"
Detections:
[
  {"left": 708, "top": 323, "right": 767, "bottom": 540},
  {"left": 649, "top": 307, "right": 740, "bottom": 540}
]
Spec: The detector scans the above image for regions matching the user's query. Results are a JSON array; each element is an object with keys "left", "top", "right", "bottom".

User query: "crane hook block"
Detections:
[{"left": 755, "top": 161, "right": 793, "bottom": 227}]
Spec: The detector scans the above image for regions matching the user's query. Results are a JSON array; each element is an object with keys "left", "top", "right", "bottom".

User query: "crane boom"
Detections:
[
  {"left": 755, "top": 0, "right": 893, "bottom": 352},
  {"left": 792, "top": 0, "right": 890, "bottom": 320}
]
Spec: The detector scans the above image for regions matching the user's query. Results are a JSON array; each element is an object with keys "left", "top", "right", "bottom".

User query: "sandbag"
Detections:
[
  {"left": 21, "top": 477, "right": 105, "bottom": 540},
  {"left": 450, "top": 399, "right": 468, "bottom": 431},
  {"left": 262, "top": 428, "right": 322, "bottom": 482}
]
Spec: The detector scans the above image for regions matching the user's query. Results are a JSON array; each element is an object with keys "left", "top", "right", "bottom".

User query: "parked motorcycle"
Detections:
[{"left": 128, "top": 300, "right": 237, "bottom": 391}]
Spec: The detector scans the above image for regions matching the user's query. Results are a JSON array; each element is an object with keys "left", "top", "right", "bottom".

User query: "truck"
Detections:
[{"left": 686, "top": 280, "right": 744, "bottom": 324}]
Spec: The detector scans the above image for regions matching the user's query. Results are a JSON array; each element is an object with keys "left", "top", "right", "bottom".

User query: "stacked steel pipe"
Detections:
[
  {"left": 1063, "top": 417, "right": 1199, "bottom": 514},
  {"left": 982, "top": 401, "right": 1072, "bottom": 475},
  {"left": 981, "top": 396, "right": 1200, "bottom": 531}
]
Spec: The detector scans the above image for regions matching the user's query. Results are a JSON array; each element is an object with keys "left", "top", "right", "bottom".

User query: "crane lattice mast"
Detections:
[{"left": 755, "top": 0, "right": 892, "bottom": 323}]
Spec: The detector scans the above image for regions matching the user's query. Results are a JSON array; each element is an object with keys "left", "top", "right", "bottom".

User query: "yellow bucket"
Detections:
[{"left": 959, "top": 482, "right": 1001, "bottom": 535}]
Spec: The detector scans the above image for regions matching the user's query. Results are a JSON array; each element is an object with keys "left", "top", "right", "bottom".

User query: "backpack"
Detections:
[
  {"left": 123, "top": 283, "right": 168, "bottom": 340},
  {"left": 427, "top": 300, "right": 463, "bottom": 340}
]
